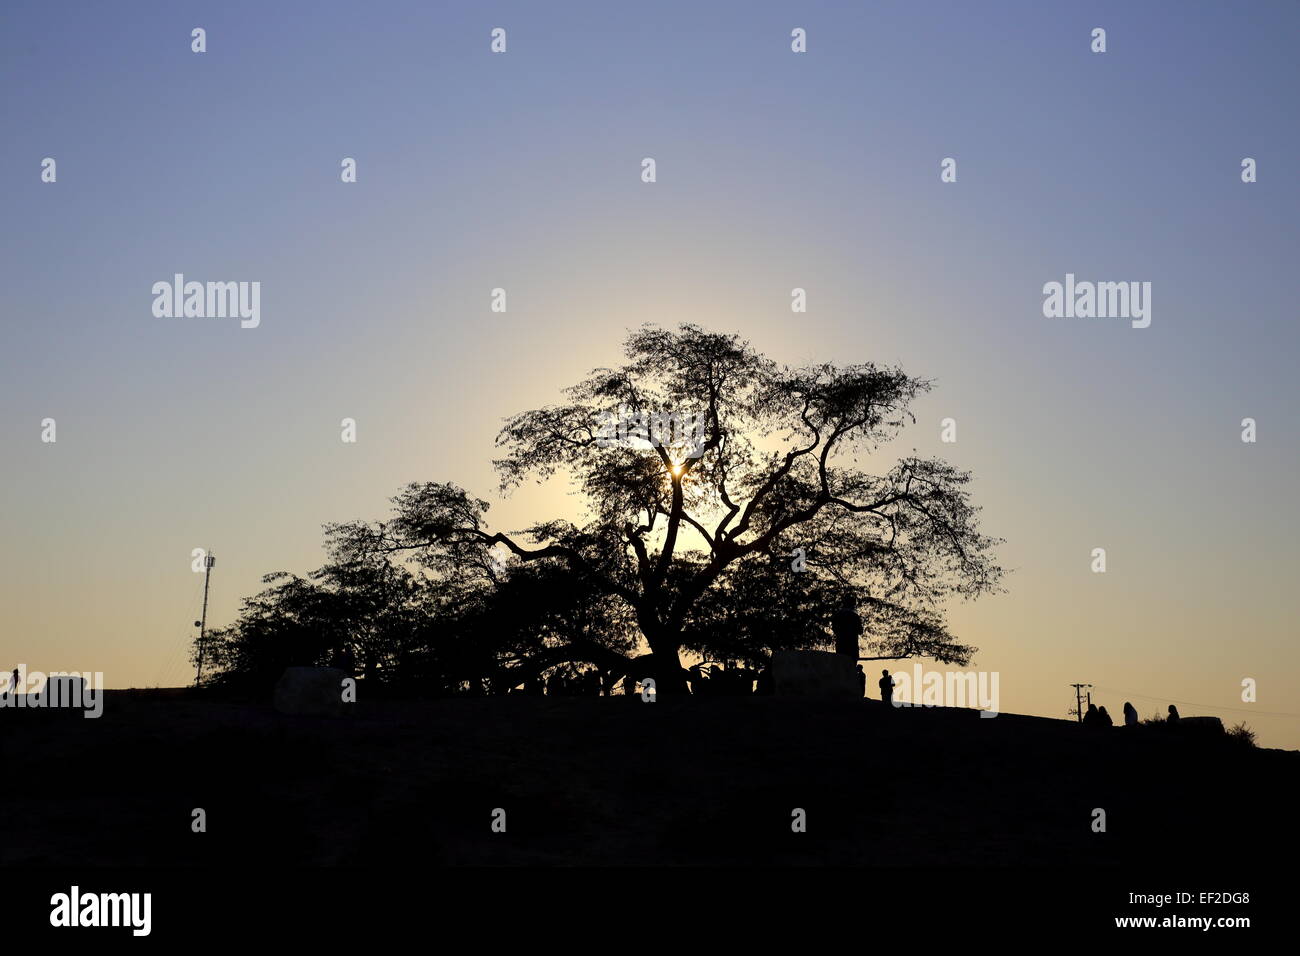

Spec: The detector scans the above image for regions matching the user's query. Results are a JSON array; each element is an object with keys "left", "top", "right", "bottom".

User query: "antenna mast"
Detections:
[{"left": 195, "top": 552, "right": 216, "bottom": 685}]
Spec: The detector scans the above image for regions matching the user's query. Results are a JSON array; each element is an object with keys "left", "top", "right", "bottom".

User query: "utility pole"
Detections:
[
  {"left": 1070, "top": 682, "right": 1092, "bottom": 722},
  {"left": 195, "top": 552, "right": 216, "bottom": 685}
]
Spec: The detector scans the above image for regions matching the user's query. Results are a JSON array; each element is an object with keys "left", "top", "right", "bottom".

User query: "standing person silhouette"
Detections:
[
  {"left": 8, "top": 668, "right": 17, "bottom": 697},
  {"left": 831, "top": 594, "right": 863, "bottom": 660},
  {"left": 1167, "top": 704, "right": 1180, "bottom": 723},
  {"left": 1123, "top": 701, "right": 1139, "bottom": 727},
  {"left": 856, "top": 664, "right": 866, "bottom": 698},
  {"left": 879, "top": 669, "right": 894, "bottom": 707}
]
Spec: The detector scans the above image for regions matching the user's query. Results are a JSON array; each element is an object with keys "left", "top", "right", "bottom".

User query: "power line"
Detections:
[{"left": 154, "top": 569, "right": 208, "bottom": 687}]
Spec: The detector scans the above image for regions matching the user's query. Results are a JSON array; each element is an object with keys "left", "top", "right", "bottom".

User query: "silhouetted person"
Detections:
[
  {"left": 1083, "top": 703, "right": 1098, "bottom": 726},
  {"left": 1123, "top": 701, "right": 1138, "bottom": 727},
  {"left": 1097, "top": 705, "right": 1113, "bottom": 728},
  {"left": 740, "top": 666, "right": 758, "bottom": 695},
  {"left": 857, "top": 664, "right": 866, "bottom": 698},
  {"left": 1167, "top": 704, "right": 1180, "bottom": 723},
  {"left": 878, "top": 669, "right": 894, "bottom": 707},
  {"left": 831, "top": 595, "right": 863, "bottom": 659},
  {"left": 8, "top": 668, "right": 16, "bottom": 697},
  {"left": 687, "top": 664, "right": 710, "bottom": 696}
]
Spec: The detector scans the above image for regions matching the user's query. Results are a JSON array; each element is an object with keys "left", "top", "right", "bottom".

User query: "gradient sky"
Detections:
[{"left": 3, "top": 1, "right": 1298, "bottom": 746}]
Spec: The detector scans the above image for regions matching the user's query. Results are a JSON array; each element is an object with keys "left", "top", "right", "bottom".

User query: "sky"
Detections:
[{"left": 3, "top": 0, "right": 1299, "bottom": 746}]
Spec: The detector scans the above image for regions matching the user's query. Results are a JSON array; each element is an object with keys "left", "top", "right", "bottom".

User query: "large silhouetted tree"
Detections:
[{"left": 326, "top": 324, "right": 1004, "bottom": 694}]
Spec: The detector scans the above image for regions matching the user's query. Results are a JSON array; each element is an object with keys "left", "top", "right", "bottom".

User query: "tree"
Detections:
[{"left": 331, "top": 324, "right": 1004, "bottom": 693}]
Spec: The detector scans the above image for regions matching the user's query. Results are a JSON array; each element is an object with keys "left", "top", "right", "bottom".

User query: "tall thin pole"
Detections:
[
  {"left": 1070, "top": 682, "right": 1091, "bottom": 722},
  {"left": 195, "top": 553, "right": 215, "bottom": 684}
]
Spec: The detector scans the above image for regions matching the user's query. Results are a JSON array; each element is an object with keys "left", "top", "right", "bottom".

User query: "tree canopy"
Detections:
[{"left": 198, "top": 324, "right": 1003, "bottom": 695}]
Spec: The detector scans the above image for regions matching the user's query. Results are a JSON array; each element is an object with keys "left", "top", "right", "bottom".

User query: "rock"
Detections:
[
  {"left": 273, "top": 666, "right": 351, "bottom": 717},
  {"left": 770, "top": 650, "right": 861, "bottom": 699},
  {"left": 1170, "top": 716, "right": 1224, "bottom": 736}
]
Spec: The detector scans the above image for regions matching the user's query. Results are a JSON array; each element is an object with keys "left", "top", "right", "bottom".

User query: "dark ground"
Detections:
[{"left": 3, "top": 690, "right": 1296, "bottom": 867}]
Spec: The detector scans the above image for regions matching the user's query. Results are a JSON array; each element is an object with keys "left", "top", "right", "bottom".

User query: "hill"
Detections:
[{"left": 2, "top": 690, "right": 1295, "bottom": 867}]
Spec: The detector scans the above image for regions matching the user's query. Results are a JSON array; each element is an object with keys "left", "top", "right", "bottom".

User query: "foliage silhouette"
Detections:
[{"left": 198, "top": 325, "right": 1004, "bottom": 695}]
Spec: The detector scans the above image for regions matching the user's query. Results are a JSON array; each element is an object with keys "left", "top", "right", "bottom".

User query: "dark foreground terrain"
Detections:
[{"left": 2, "top": 691, "right": 1296, "bottom": 867}]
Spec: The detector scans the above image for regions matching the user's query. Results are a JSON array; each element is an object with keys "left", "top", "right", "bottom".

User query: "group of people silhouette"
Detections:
[
  {"left": 856, "top": 664, "right": 894, "bottom": 704},
  {"left": 1083, "top": 700, "right": 1180, "bottom": 727}
]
